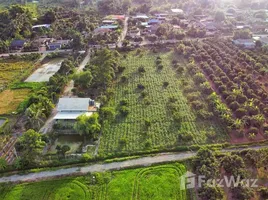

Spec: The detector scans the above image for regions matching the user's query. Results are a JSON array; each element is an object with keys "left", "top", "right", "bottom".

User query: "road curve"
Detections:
[{"left": 0, "top": 145, "right": 267, "bottom": 183}]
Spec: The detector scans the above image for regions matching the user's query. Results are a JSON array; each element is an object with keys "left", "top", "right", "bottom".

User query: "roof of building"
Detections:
[
  {"left": 10, "top": 40, "right": 26, "bottom": 47},
  {"left": 141, "top": 22, "right": 149, "bottom": 26},
  {"left": 32, "top": 24, "right": 51, "bottom": 29},
  {"left": 105, "top": 15, "right": 125, "bottom": 20},
  {"left": 233, "top": 39, "right": 255, "bottom": 44},
  {"left": 99, "top": 25, "right": 119, "bottom": 29},
  {"left": 148, "top": 19, "right": 161, "bottom": 24},
  {"left": 171, "top": 9, "right": 184, "bottom": 13},
  {"left": 102, "top": 20, "right": 116, "bottom": 23},
  {"left": 57, "top": 98, "right": 93, "bottom": 112},
  {"left": 133, "top": 14, "right": 149, "bottom": 19},
  {"left": 54, "top": 112, "right": 93, "bottom": 120}
]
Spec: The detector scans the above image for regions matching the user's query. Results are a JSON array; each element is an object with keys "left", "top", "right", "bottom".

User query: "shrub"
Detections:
[
  {"left": 236, "top": 94, "right": 247, "bottom": 104},
  {"left": 118, "top": 66, "right": 126, "bottom": 73},
  {"left": 144, "top": 119, "right": 151, "bottom": 127},
  {"left": 157, "top": 64, "right": 164, "bottom": 70},
  {"left": 140, "top": 91, "right": 147, "bottom": 98},
  {"left": 138, "top": 66, "right": 145, "bottom": 73},
  {"left": 120, "top": 99, "right": 128, "bottom": 106},
  {"left": 77, "top": 91, "right": 85, "bottom": 97},
  {"left": 178, "top": 131, "right": 193, "bottom": 142},
  {"left": 235, "top": 108, "right": 247, "bottom": 119},
  {"left": 144, "top": 139, "right": 152, "bottom": 148},
  {"left": 247, "top": 127, "right": 259, "bottom": 134},
  {"left": 191, "top": 100, "right": 204, "bottom": 110},
  {"left": 229, "top": 101, "right": 240, "bottom": 111},
  {"left": 119, "top": 106, "right": 130, "bottom": 116},
  {"left": 119, "top": 137, "right": 127, "bottom": 146},
  {"left": 121, "top": 75, "right": 127, "bottom": 83},
  {"left": 163, "top": 81, "right": 169, "bottom": 87},
  {"left": 197, "top": 110, "right": 213, "bottom": 120},
  {"left": 137, "top": 83, "right": 145, "bottom": 90},
  {"left": 82, "top": 153, "right": 92, "bottom": 161}
]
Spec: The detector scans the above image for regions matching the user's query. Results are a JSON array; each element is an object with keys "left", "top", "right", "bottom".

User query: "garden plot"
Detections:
[
  {"left": 48, "top": 135, "right": 83, "bottom": 154},
  {"left": 25, "top": 58, "right": 64, "bottom": 82}
]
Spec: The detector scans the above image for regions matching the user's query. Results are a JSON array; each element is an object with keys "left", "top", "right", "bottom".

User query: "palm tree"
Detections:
[{"left": 25, "top": 104, "right": 46, "bottom": 130}]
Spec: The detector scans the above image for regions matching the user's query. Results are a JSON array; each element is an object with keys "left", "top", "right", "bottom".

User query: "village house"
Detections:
[
  {"left": 54, "top": 98, "right": 100, "bottom": 121},
  {"left": 102, "top": 20, "right": 116, "bottom": 25},
  {"left": 133, "top": 14, "right": 149, "bottom": 20},
  {"left": 127, "top": 28, "right": 141, "bottom": 38},
  {"left": 10, "top": 40, "right": 26, "bottom": 51},
  {"left": 47, "top": 39, "right": 71, "bottom": 50},
  {"left": 233, "top": 39, "right": 255, "bottom": 49}
]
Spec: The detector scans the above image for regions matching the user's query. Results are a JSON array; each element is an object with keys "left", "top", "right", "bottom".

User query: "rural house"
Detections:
[
  {"left": 233, "top": 39, "right": 255, "bottom": 49},
  {"left": 10, "top": 40, "right": 26, "bottom": 50},
  {"left": 54, "top": 98, "right": 100, "bottom": 120}
]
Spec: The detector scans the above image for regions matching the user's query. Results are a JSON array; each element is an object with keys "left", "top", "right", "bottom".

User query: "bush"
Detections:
[
  {"left": 137, "top": 84, "right": 145, "bottom": 90},
  {"left": 235, "top": 108, "right": 247, "bottom": 119},
  {"left": 120, "top": 99, "right": 128, "bottom": 106},
  {"left": 119, "top": 106, "right": 130, "bottom": 116},
  {"left": 157, "top": 64, "right": 163, "bottom": 70},
  {"left": 140, "top": 91, "right": 147, "bottom": 98},
  {"left": 163, "top": 81, "right": 169, "bottom": 87},
  {"left": 77, "top": 91, "right": 85, "bottom": 97},
  {"left": 119, "top": 137, "right": 127, "bottom": 146},
  {"left": 138, "top": 66, "right": 145, "bottom": 73},
  {"left": 247, "top": 127, "right": 259, "bottom": 134},
  {"left": 82, "top": 153, "right": 92, "bottom": 161},
  {"left": 118, "top": 66, "right": 126, "bottom": 73},
  {"left": 121, "top": 75, "right": 127, "bottom": 83},
  {"left": 178, "top": 131, "right": 193, "bottom": 142}
]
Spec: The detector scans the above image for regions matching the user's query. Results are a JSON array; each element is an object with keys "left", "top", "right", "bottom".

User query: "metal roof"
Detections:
[
  {"left": 57, "top": 98, "right": 92, "bottom": 112},
  {"left": 54, "top": 112, "right": 93, "bottom": 120}
]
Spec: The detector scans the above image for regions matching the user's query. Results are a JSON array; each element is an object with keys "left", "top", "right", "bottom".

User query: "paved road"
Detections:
[{"left": 0, "top": 145, "right": 267, "bottom": 183}]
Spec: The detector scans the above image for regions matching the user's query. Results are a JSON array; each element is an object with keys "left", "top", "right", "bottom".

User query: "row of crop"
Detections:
[{"left": 188, "top": 40, "right": 267, "bottom": 138}]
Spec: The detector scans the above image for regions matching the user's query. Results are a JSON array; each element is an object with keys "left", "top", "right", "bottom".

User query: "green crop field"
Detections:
[
  {"left": 98, "top": 50, "right": 228, "bottom": 156},
  {"left": 0, "top": 163, "right": 188, "bottom": 200}
]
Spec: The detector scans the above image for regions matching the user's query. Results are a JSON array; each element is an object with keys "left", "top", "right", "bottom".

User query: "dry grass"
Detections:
[
  {"left": 0, "top": 89, "right": 30, "bottom": 114},
  {"left": 0, "top": 61, "right": 33, "bottom": 86}
]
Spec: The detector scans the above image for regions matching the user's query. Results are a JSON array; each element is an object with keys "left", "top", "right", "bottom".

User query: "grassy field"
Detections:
[
  {"left": 0, "top": 60, "right": 34, "bottom": 87},
  {"left": 0, "top": 163, "right": 187, "bottom": 200},
  {"left": 98, "top": 50, "right": 228, "bottom": 156},
  {"left": 0, "top": 89, "right": 30, "bottom": 115}
]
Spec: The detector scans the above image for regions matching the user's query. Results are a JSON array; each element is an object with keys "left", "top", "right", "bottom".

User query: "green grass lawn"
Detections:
[
  {"left": 0, "top": 163, "right": 188, "bottom": 200},
  {"left": 98, "top": 49, "right": 228, "bottom": 156}
]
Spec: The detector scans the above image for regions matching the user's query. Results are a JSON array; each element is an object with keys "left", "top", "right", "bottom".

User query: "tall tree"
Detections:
[{"left": 16, "top": 129, "right": 46, "bottom": 164}]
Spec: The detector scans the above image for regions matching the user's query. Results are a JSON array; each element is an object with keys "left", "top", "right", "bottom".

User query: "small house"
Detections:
[
  {"left": 170, "top": 9, "right": 184, "bottom": 15},
  {"left": 148, "top": 19, "right": 161, "bottom": 25},
  {"left": 233, "top": 39, "right": 255, "bottom": 49},
  {"left": 128, "top": 28, "right": 141, "bottom": 38},
  {"left": 133, "top": 14, "right": 149, "bottom": 20},
  {"left": 99, "top": 25, "right": 119, "bottom": 30},
  {"left": 102, "top": 20, "right": 116, "bottom": 25},
  {"left": 47, "top": 40, "right": 71, "bottom": 50},
  {"left": 10, "top": 40, "right": 26, "bottom": 50},
  {"left": 93, "top": 28, "right": 112, "bottom": 35},
  {"left": 54, "top": 98, "right": 100, "bottom": 120}
]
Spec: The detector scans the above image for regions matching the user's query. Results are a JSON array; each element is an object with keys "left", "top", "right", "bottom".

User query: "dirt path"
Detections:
[
  {"left": 117, "top": 17, "right": 129, "bottom": 47},
  {"left": 39, "top": 52, "right": 91, "bottom": 134},
  {"left": 0, "top": 145, "right": 267, "bottom": 183}
]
